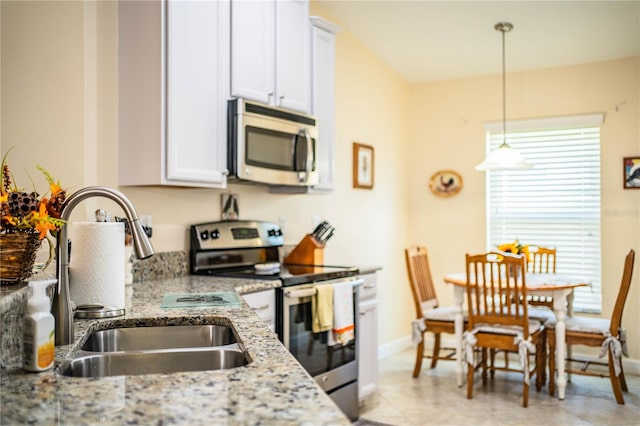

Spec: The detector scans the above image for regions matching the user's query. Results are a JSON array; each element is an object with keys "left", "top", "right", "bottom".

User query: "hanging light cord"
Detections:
[
  {"left": 496, "top": 22, "right": 513, "bottom": 148},
  {"left": 501, "top": 25, "right": 507, "bottom": 146}
]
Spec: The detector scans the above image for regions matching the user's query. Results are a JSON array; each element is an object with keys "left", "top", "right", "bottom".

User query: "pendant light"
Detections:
[{"left": 476, "top": 22, "right": 532, "bottom": 171}]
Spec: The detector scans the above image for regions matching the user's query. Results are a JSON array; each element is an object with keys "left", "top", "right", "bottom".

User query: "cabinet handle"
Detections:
[
  {"left": 363, "top": 284, "right": 375, "bottom": 289},
  {"left": 267, "top": 92, "right": 274, "bottom": 98},
  {"left": 251, "top": 304, "right": 270, "bottom": 311}
]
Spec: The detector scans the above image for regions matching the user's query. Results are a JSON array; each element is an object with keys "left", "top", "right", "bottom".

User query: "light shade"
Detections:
[{"left": 475, "top": 143, "right": 533, "bottom": 171}]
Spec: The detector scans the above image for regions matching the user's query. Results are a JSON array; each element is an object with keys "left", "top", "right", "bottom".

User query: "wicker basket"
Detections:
[{"left": 0, "top": 231, "right": 43, "bottom": 284}]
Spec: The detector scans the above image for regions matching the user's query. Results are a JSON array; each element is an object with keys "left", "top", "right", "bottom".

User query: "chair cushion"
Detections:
[
  {"left": 545, "top": 315, "right": 610, "bottom": 335},
  {"left": 472, "top": 319, "right": 543, "bottom": 336},
  {"left": 527, "top": 305, "right": 555, "bottom": 322},
  {"left": 423, "top": 306, "right": 466, "bottom": 321}
]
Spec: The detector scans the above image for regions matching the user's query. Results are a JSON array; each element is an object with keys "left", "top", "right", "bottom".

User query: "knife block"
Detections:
[{"left": 284, "top": 235, "right": 324, "bottom": 265}]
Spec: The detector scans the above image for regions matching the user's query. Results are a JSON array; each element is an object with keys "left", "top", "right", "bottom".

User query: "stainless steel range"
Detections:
[{"left": 190, "top": 220, "right": 361, "bottom": 421}]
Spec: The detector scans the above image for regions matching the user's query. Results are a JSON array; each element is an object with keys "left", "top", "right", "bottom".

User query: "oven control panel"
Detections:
[{"left": 190, "top": 220, "right": 283, "bottom": 251}]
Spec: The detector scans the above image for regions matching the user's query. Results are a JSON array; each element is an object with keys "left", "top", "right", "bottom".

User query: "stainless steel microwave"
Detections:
[{"left": 227, "top": 99, "right": 319, "bottom": 186}]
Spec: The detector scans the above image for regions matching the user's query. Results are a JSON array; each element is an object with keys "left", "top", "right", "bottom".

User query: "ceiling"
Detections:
[{"left": 318, "top": 1, "right": 640, "bottom": 83}]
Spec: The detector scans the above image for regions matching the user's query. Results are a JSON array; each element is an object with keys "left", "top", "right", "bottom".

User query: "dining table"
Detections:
[{"left": 443, "top": 272, "right": 589, "bottom": 400}]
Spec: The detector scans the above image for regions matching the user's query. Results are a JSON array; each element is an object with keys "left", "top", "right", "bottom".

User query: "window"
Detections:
[{"left": 484, "top": 114, "right": 603, "bottom": 313}]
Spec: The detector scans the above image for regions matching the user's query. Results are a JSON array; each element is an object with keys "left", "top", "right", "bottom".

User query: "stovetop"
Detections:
[
  {"left": 189, "top": 220, "right": 358, "bottom": 286},
  {"left": 203, "top": 263, "right": 359, "bottom": 287}
]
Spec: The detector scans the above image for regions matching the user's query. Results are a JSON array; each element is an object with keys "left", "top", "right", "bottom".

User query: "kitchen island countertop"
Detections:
[{"left": 0, "top": 275, "right": 351, "bottom": 425}]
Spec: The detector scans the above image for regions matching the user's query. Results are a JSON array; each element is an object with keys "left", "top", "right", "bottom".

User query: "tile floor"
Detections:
[{"left": 357, "top": 348, "right": 640, "bottom": 425}]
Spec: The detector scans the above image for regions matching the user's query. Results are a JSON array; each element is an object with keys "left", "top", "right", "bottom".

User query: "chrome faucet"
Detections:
[{"left": 52, "top": 186, "right": 155, "bottom": 345}]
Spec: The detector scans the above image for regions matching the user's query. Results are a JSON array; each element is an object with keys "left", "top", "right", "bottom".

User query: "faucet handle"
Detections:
[{"left": 95, "top": 209, "right": 108, "bottom": 222}]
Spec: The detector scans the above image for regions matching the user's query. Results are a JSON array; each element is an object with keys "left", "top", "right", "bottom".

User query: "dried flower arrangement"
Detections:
[{"left": 1, "top": 151, "right": 66, "bottom": 239}]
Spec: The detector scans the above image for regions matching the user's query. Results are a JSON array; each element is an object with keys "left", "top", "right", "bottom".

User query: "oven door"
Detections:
[{"left": 280, "top": 278, "right": 362, "bottom": 378}]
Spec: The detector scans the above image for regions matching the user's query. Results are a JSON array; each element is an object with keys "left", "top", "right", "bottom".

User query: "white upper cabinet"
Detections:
[
  {"left": 119, "top": 0, "right": 229, "bottom": 188},
  {"left": 231, "top": 0, "right": 311, "bottom": 114},
  {"left": 230, "top": 0, "right": 275, "bottom": 105},
  {"left": 310, "top": 17, "right": 340, "bottom": 191}
]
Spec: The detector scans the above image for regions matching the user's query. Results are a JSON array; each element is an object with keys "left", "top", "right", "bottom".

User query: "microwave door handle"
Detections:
[{"left": 296, "top": 129, "right": 312, "bottom": 184}]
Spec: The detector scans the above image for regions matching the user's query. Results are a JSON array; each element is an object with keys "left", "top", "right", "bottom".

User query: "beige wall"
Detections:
[{"left": 2, "top": 1, "right": 638, "bottom": 363}]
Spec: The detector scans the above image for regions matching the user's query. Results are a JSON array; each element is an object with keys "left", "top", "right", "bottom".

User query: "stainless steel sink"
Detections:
[
  {"left": 59, "top": 347, "right": 249, "bottom": 377},
  {"left": 59, "top": 323, "right": 250, "bottom": 378},
  {"left": 81, "top": 324, "right": 237, "bottom": 352}
]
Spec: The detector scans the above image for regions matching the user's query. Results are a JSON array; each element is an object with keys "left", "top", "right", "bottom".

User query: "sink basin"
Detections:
[
  {"left": 60, "top": 323, "right": 250, "bottom": 377},
  {"left": 81, "top": 324, "right": 237, "bottom": 352},
  {"left": 59, "top": 347, "right": 249, "bottom": 377}
]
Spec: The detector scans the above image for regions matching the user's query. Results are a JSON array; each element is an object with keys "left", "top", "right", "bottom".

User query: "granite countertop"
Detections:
[{"left": 0, "top": 276, "right": 350, "bottom": 425}]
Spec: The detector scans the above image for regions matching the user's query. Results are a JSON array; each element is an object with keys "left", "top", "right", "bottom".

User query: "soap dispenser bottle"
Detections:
[{"left": 23, "top": 279, "right": 57, "bottom": 372}]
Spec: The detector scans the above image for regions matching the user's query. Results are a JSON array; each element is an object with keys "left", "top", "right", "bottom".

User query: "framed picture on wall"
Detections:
[
  {"left": 353, "top": 142, "right": 374, "bottom": 189},
  {"left": 623, "top": 156, "right": 640, "bottom": 189}
]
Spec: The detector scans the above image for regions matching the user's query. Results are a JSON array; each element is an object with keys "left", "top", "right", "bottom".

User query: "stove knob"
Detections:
[
  {"left": 276, "top": 229, "right": 283, "bottom": 237},
  {"left": 200, "top": 231, "right": 209, "bottom": 241},
  {"left": 268, "top": 229, "right": 275, "bottom": 237},
  {"left": 210, "top": 229, "right": 221, "bottom": 239}
]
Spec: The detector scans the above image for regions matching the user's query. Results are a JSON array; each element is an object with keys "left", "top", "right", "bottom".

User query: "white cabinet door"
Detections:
[
  {"left": 275, "top": 0, "right": 310, "bottom": 112},
  {"left": 230, "top": 0, "right": 310, "bottom": 113},
  {"left": 242, "top": 289, "right": 276, "bottom": 332},
  {"left": 230, "top": 0, "right": 275, "bottom": 105},
  {"left": 118, "top": 0, "right": 228, "bottom": 188},
  {"left": 310, "top": 17, "right": 339, "bottom": 190},
  {"left": 358, "top": 298, "right": 379, "bottom": 400},
  {"left": 166, "top": 0, "right": 228, "bottom": 185},
  {"left": 358, "top": 272, "right": 379, "bottom": 400}
]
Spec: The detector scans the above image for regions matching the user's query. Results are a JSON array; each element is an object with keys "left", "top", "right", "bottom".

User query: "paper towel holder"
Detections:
[{"left": 75, "top": 303, "right": 125, "bottom": 319}]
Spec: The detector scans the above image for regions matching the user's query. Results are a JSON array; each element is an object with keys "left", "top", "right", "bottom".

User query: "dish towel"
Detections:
[
  {"left": 312, "top": 283, "right": 333, "bottom": 333},
  {"left": 330, "top": 281, "right": 355, "bottom": 346}
]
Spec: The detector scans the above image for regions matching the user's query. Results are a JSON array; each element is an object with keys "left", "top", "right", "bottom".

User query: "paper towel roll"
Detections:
[{"left": 69, "top": 222, "right": 125, "bottom": 312}]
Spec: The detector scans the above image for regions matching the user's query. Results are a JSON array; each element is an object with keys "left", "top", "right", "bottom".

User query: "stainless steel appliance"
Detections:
[
  {"left": 190, "top": 220, "right": 361, "bottom": 421},
  {"left": 227, "top": 99, "right": 319, "bottom": 186}
]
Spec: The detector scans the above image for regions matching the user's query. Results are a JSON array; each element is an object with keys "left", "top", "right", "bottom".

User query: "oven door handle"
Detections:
[
  {"left": 284, "top": 278, "right": 365, "bottom": 299},
  {"left": 284, "top": 288, "right": 317, "bottom": 299}
]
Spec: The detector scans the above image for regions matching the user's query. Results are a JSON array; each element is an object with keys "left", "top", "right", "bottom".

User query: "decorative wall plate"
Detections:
[{"left": 429, "top": 170, "right": 463, "bottom": 197}]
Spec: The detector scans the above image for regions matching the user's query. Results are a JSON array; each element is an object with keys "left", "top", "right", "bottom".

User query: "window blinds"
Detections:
[{"left": 484, "top": 115, "right": 603, "bottom": 313}]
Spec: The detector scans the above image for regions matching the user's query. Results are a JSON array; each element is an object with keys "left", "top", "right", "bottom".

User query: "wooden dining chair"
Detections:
[
  {"left": 525, "top": 245, "right": 557, "bottom": 274},
  {"left": 464, "top": 251, "right": 546, "bottom": 407},
  {"left": 405, "top": 246, "right": 461, "bottom": 378},
  {"left": 547, "top": 249, "right": 635, "bottom": 404},
  {"left": 523, "top": 245, "right": 557, "bottom": 309}
]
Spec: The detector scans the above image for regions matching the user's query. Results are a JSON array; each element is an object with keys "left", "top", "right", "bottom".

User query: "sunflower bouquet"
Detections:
[
  {"left": 0, "top": 151, "right": 66, "bottom": 282},
  {"left": 497, "top": 240, "right": 528, "bottom": 257}
]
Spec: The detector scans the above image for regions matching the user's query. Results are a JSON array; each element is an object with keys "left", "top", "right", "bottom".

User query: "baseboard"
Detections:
[
  {"left": 377, "top": 336, "right": 411, "bottom": 360},
  {"left": 378, "top": 334, "right": 640, "bottom": 376}
]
